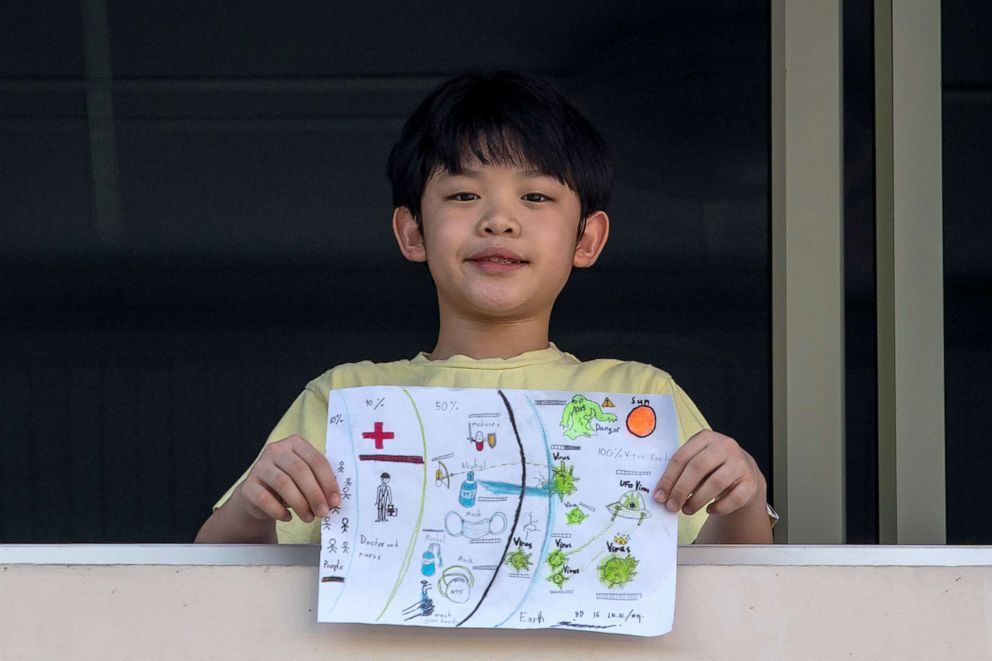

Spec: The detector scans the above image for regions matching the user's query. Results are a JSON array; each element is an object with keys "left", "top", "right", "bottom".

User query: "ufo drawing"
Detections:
[{"left": 607, "top": 490, "right": 652, "bottom": 526}]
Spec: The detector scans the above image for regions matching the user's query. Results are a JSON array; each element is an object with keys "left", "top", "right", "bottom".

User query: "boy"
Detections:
[{"left": 196, "top": 71, "right": 772, "bottom": 546}]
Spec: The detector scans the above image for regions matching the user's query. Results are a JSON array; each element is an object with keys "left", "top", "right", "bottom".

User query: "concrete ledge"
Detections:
[
  {"left": 2, "top": 546, "right": 990, "bottom": 659},
  {"left": 2, "top": 543, "right": 991, "bottom": 566}
]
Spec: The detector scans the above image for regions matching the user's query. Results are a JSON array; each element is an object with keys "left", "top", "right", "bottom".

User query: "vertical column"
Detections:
[
  {"left": 771, "top": 0, "right": 846, "bottom": 543},
  {"left": 875, "top": 0, "right": 946, "bottom": 544},
  {"left": 81, "top": 0, "right": 122, "bottom": 250}
]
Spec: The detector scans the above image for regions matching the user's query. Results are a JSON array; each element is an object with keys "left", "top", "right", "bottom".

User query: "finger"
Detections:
[
  {"left": 682, "top": 463, "right": 742, "bottom": 515},
  {"left": 291, "top": 440, "right": 341, "bottom": 511},
  {"left": 655, "top": 433, "right": 710, "bottom": 503},
  {"left": 274, "top": 450, "right": 329, "bottom": 521},
  {"left": 663, "top": 445, "right": 726, "bottom": 513},
  {"left": 706, "top": 478, "right": 758, "bottom": 516},
  {"left": 241, "top": 481, "right": 291, "bottom": 522},
  {"left": 257, "top": 463, "right": 315, "bottom": 523}
]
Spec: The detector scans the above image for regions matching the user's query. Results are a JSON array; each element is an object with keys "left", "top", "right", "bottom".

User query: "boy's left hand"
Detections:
[{"left": 654, "top": 429, "right": 764, "bottom": 517}]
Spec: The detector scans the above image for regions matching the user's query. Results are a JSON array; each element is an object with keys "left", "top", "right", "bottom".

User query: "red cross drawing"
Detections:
[{"left": 362, "top": 422, "right": 394, "bottom": 450}]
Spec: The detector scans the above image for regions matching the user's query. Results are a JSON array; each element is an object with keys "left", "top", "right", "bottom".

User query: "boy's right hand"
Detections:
[{"left": 234, "top": 434, "right": 341, "bottom": 524}]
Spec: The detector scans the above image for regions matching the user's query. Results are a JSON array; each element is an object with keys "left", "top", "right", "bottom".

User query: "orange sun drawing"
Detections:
[{"left": 626, "top": 405, "right": 657, "bottom": 438}]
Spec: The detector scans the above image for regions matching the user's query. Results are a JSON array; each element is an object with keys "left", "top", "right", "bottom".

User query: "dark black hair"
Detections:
[{"left": 387, "top": 71, "right": 614, "bottom": 233}]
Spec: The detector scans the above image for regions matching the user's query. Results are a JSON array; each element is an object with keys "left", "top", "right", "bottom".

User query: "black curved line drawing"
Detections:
[{"left": 456, "top": 389, "right": 525, "bottom": 627}]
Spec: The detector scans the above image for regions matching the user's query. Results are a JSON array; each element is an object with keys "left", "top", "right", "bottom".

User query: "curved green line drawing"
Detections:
[
  {"left": 375, "top": 389, "right": 429, "bottom": 621},
  {"left": 561, "top": 520, "right": 615, "bottom": 557}
]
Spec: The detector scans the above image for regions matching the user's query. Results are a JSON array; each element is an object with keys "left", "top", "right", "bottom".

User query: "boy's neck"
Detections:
[{"left": 428, "top": 314, "right": 552, "bottom": 361}]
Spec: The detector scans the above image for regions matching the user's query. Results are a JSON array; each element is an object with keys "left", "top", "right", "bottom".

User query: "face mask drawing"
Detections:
[
  {"left": 437, "top": 565, "right": 475, "bottom": 604},
  {"left": 444, "top": 511, "right": 507, "bottom": 540}
]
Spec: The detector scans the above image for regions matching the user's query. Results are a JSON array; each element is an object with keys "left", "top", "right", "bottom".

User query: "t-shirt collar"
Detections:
[{"left": 410, "top": 343, "right": 569, "bottom": 369}]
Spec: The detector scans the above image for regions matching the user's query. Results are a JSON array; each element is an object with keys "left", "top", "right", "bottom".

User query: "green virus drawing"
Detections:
[
  {"left": 547, "top": 570, "right": 570, "bottom": 589},
  {"left": 505, "top": 548, "right": 532, "bottom": 572},
  {"left": 560, "top": 394, "right": 618, "bottom": 440},
  {"left": 548, "top": 461, "right": 578, "bottom": 501},
  {"left": 545, "top": 548, "right": 568, "bottom": 570},
  {"left": 598, "top": 553, "right": 639, "bottom": 589},
  {"left": 565, "top": 506, "right": 588, "bottom": 525}
]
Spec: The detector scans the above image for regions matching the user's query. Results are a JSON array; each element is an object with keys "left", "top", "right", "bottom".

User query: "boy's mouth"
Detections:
[
  {"left": 466, "top": 248, "right": 528, "bottom": 272},
  {"left": 467, "top": 249, "right": 527, "bottom": 264}
]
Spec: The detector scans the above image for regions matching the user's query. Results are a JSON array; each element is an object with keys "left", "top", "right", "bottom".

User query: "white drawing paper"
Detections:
[{"left": 317, "top": 386, "right": 680, "bottom": 637}]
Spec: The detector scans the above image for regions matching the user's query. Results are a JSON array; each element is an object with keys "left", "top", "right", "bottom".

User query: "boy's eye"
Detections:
[
  {"left": 522, "top": 193, "right": 551, "bottom": 202},
  {"left": 449, "top": 192, "right": 479, "bottom": 202}
]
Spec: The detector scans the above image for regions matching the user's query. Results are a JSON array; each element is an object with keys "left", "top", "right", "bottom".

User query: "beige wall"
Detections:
[{"left": 2, "top": 547, "right": 991, "bottom": 660}]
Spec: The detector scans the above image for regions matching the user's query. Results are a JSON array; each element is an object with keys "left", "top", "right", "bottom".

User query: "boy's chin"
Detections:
[
  {"left": 469, "top": 301, "right": 528, "bottom": 319},
  {"left": 439, "top": 287, "right": 557, "bottom": 322},
  {"left": 452, "top": 296, "right": 541, "bottom": 321}
]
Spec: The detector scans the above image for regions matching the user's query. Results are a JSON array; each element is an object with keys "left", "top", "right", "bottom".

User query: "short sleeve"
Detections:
[
  {"left": 671, "top": 380, "right": 712, "bottom": 544},
  {"left": 672, "top": 381, "right": 710, "bottom": 441},
  {"left": 211, "top": 385, "right": 328, "bottom": 544}
]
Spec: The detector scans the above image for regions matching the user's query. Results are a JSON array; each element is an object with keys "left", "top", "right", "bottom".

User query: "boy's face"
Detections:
[{"left": 393, "top": 159, "right": 608, "bottom": 324}]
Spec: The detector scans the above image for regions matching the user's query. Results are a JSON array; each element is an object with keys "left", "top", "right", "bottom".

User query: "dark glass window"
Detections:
[
  {"left": 942, "top": 0, "right": 992, "bottom": 545},
  {"left": 1, "top": 3, "right": 770, "bottom": 542}
]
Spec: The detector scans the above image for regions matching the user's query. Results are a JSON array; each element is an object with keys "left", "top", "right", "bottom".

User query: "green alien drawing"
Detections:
[{"left": 559, "top": 394, "right": 618, "bottom": 440}]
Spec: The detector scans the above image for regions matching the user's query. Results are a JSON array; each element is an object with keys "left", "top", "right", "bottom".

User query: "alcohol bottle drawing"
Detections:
[
  {"left": 459, "top": 471, "right": 478, "bottom": 508},
  {"left": 422, "top": 550, "right": 436, "bottom": 576}
]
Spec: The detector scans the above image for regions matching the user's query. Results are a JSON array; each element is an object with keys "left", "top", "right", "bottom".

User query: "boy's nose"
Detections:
[{"left": 477, "top": 207, "right": 520, "bottom": 236}]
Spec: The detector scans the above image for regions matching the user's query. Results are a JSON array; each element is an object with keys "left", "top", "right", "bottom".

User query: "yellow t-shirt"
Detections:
[{"left": 215, "top": 344, "right": 711, "bottom": 544}]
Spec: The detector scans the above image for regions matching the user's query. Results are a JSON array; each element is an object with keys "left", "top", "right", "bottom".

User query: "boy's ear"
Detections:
[
  {"left": 392, "top": 206, "right": 427, "bottom": 263},
  {"left": 573, "top": 210, "right": 610, "bottom": 268}
]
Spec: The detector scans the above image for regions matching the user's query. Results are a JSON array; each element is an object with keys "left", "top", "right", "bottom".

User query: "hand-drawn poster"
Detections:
[{"left": 318, "top": 387, "right": 680, "bottom": 637}]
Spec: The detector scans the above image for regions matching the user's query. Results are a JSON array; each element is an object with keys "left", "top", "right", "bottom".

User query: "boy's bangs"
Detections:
[{"left": 434, "top": 124, "right": 571, "bottom": 188}]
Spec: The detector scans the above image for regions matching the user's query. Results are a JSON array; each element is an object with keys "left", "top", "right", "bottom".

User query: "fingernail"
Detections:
[
  {"left": 317, "top": 504, "right": 329, "bottom": 518},
  {"left": 654, "top": 490, "right": 665, "bottom": 503},
  {"left": 667, "top": 501, "right": 680, "bottom": 513},
  {"left": 329, "top": 493, "right": 341, "bottom": 507}
]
